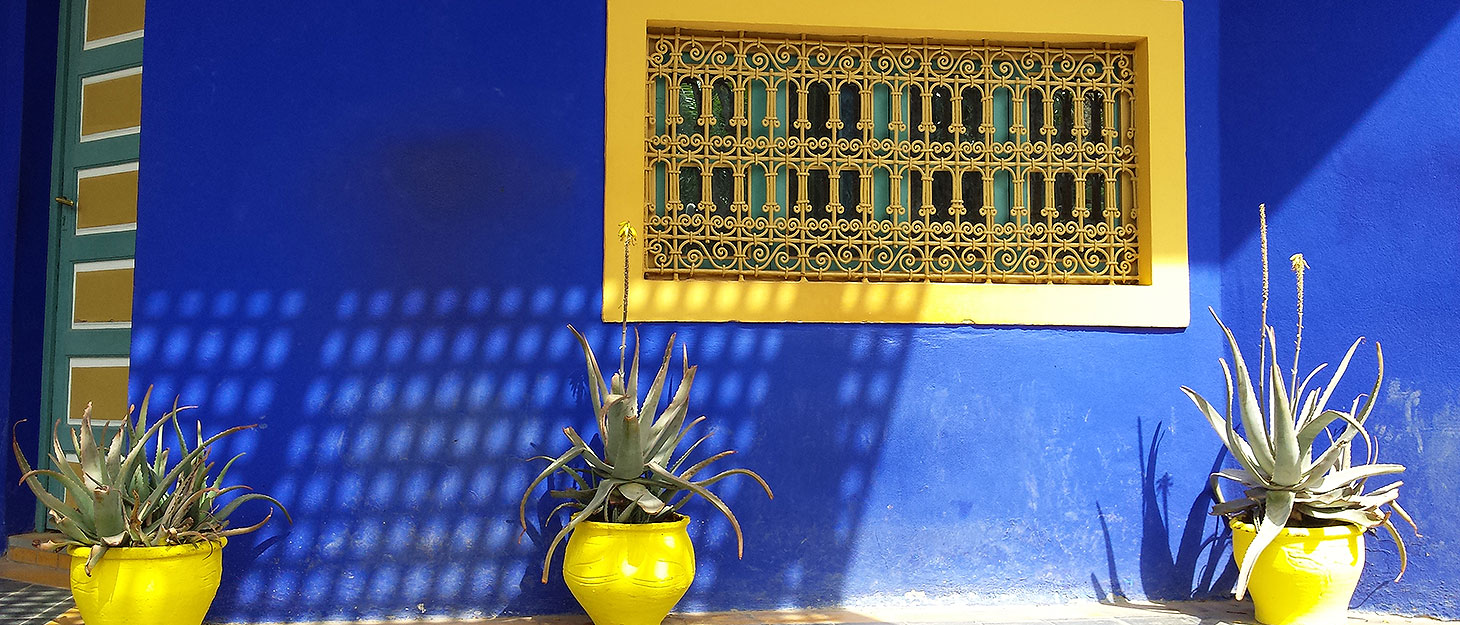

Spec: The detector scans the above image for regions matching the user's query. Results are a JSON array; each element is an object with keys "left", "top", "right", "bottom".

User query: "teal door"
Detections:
[{"left": 36, "top": 0, "right": 144, "bottom": 526}]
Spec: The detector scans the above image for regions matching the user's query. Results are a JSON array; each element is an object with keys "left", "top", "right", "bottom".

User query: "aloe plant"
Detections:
[
  {"left": 1182, "top": 310, "right": 1417, "bottom": 599},
  {"left": 518, "top": 327, "right": 773, "bottom": 583},
  {"left": 12, "top": 389, "right": 291, "bottom": 574}
]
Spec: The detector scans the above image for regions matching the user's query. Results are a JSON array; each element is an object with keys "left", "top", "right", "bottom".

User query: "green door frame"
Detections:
[{"left": 35, "top": 0, "right": 141, "bottom": 529}]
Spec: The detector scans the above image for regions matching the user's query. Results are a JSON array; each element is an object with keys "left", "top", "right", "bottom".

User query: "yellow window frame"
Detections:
[{"left": 604, "top": 0, "right": 1188, "bottom": 327}]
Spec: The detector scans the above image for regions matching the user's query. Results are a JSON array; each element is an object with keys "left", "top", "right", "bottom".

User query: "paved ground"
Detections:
[
  {"left": 0, "top": 589, "right": 1451, "bottom": 625},
  {"left": 0, "top": 578, "right": 76, "bottom": 625},
  {"left": 651, "top": 602, "right": 1449, "bottom": 625},
  {"left": 220, "top": 600, "right": 1456, "bottom": 625}
]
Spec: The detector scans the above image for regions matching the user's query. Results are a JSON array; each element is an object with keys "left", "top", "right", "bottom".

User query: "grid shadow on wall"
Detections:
[{"left": 128, "top": 284, "right": 909, "bottom": 621}]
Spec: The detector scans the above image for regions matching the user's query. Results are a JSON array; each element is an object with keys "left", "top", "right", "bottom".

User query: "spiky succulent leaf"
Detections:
[
  {"left": 1182, "top": 384, "right": 1272, "bottom": 488},
  {"left": 627, "top": 332, "right": 641, "bottom": 415},
  {"left": 12, "top": 434, "right": 90, "bottom": 529},
  {"left": 602, "top": 393, "right": 631, "bottom": 469},
  {"left": 83, "top": 545, "right": 109, "bottom": 576},
  {"left": 619, "top": 482, "right": 665, "bottom": 515},
  {"left": 1265, "top": 330, "right": 1301, "bottom": 486},
  {"left": 568, "top": 326, "right": 609, "bottom": 419},
  {"left": 134, "top": 390, "right": 151, "bottom": 439},
  {"left": 561, "top": 427, "right": 614, "bottom": 475},
  {"left": 104, "top": 422, "right": 127, "bottom": 481},
  {"left": 215, "top": 493, "right": 292, "bottom": 524},
  {"left": 670, "top": 424, "right": 713, "bottom": 473},
  {"left": 640, "top": 334, "right": 677, "bottom": 420},
  {"left": 1380, "top": 518, "right": 1409, "bottom": 582},
  {"left": 24, "top": 464, "right": 93, "bottom": 521},
  {"left": 647, "top": 461, "right": 747, "bottom": 556},
  {"left": 1190, "top": 309, "right": 1414, "bottom": 599},
  {"left": 1211, "top": 497, "right": 1260, "bottom": 517},
  {"left": 11, "top": 390, "right": 288, "bottom": 573},
  {"left": 50, "top": 511, "right": 94, "bottom": 544},
  {"left": 519, "top": 443, "right": 586, "bottom": 530},
  {"left": 89, "top": 487, "right": 127, "bottom": 546},
  {"left": 1293, "top": 362, "right": 1328, "bottom": 423},
  {"left": 607, "top": 398, "right": 643, "bottom": 480},
  {"left": 1307, "top": 463, "right": 1405, "bottom": 494},
  {"left": 1213, "top": 314, "right": 1277, "bottom": 475},
  {"left": 540, "top": 480, "right": 614, "bottom": 583},
  {"left": 77, "top": 405, "right": 105, "bottom": 484},
  {"left": 689, "top": 468, "right": 774, "bottom": 497},
  {"left": 1313, "top": 337, "right": 1364, "bottom": 424},
  {"left": 1234, "top": 490, "right": 1294, "bottom": 599},
  {"left": 523, "top": 326, "right": 772, "bottom": 582},
  {"left": 647, "top": 373, "right": 696, "bottom": 466},
  {"left": 218, "top": 510, "right": 275, "bottom": 537},
  {"left": 1297, "top": 409, "right": 1365, "bottom": 461}
]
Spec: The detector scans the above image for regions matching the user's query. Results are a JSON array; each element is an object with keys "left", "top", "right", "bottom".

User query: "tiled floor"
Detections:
[
  {"left": 649, "top": 601, "right": 1450, "bottom": 625},
  {"left": 221, "top": 600, "right": 1453, "bottom": 625},
  {"left": 0, "top": 578, "right": 76, "bottom": 625},
  {"left": 0, "top": 589, "right": 1450, "bottom": 625}
]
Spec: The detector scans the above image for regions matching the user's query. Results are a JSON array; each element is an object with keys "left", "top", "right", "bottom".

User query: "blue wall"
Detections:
[
  {"left": 25, "top": 0, "right": 1431, "bottom": 622},
  {"left": 0, "top": 0, "right": 23, "bottom": 539},
  {"left": 128, "top": 2, "right": 1229, "bottom": 621},
  {"left": 1220, "top": 3, "right": 1460, "bottom": 617},
  {"left": 0, "top": 0, "right": 55, "bottom": 538}
]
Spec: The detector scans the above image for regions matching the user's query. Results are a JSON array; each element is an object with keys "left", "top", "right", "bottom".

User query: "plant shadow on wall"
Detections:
[
  {"left": 128, "top": 283, "right": 913, "bottom": 622},
  {"left": 1091, "top": 417, "right": 1235, "bottom": 604}
]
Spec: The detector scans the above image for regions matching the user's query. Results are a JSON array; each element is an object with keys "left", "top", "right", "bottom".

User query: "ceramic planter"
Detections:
[
  {"left": 69, "top": 539, "right": 227, "bottom": 625},
  {"left": 1231, "top": 519, "right": 1364, "bottom": 625},
  {"left": 563, "top": 515, "right": 695, "bottom": 625}
]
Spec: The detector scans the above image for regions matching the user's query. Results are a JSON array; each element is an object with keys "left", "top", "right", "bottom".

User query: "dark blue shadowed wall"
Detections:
[
  {"left": 0, "top": 0, "right": 22, "bottom": 537},
  {"left": 1, "top": 0, "right": 55, "bottom": 538},
  {"left": 1220, "top": 2, "right": 1460, "bottom": 617}
]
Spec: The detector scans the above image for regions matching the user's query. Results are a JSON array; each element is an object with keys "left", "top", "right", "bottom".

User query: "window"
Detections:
[{"left": 606, "top": 0, "right": 1188, "bottom": 326}]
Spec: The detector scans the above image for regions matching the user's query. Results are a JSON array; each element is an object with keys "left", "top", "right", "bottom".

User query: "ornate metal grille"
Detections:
[{"left": 643, "top": 29, "right": 1140, "bottom": 284}]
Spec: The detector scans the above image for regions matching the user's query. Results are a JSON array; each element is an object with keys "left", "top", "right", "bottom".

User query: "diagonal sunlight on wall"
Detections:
[
  {"left": 1259, "top": 12, "right": 1460, "bottom": 617},
  {"left": 839, "top": 322, "right": 1229, "bottom": 605},
  {"left": 1220, "top": 5, "right": 1460, "bottom": 619},
  {"left": 128, "top": 283, "right": 911, "bottom": 622},
  {"left": 1217, "top": 1, "right": 1460, "bottom": 237}
]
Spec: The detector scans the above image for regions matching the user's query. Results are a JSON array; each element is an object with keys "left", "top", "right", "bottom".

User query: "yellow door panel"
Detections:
[
  {"left": 84, "top": 0, "right": 146, "bottom": 46},
  {"left": 73, "top": 263, "right": 134, "bottom": 325},
  {"left": 76, "top": 163, "right": 139, "bottom": 231},
  {"left": 68, "top": 360, "right": 130, "bottom": 423},
  {"left": 80, "top": 69, "right": 142, "bottom": 140}
]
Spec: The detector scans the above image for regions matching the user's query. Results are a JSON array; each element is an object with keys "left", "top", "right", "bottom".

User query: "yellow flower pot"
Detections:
[
  {"left": 563, "top": 515, "right": 695, "bottom": 625},
  {"left": 69, "top": 539, "right": 227, "bottom": 625},
  {"left": 1231, "top": 519, "right": 1365, "bottom": 625}
]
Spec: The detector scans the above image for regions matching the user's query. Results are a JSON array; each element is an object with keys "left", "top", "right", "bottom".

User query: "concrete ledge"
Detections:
[
  {"left": 2, "top": 532, "right": 69, "bottom": 588},
  {"left": 0, "top": 560, "right": 69, "bottom": 589}
]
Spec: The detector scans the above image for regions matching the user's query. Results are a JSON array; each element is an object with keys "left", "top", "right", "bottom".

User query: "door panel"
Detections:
[{"left": 37, "top": 0, "right": 143, "bottom": 524}]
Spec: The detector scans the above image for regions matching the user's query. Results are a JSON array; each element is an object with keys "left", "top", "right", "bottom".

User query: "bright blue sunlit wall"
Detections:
[{"left": 0, "top": 0, "right": 1420, "bottom": 622}]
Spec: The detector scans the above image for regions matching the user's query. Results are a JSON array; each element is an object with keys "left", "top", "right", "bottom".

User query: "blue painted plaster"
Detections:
[
  {"left": 0, "top": 0, "right": 24, "bottom": 537},
  {"left": 0, "top": 0, "right": 1408, "bottom": 622},
  {"left": 125, "top": 2, "right": 1228, "bottom": 621},
  {"left": 0, "top": 0, "right": 54, "bottom": 538},
  {"left": 1220, "top": 3, "right": 1460, "bottom": 617}
]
